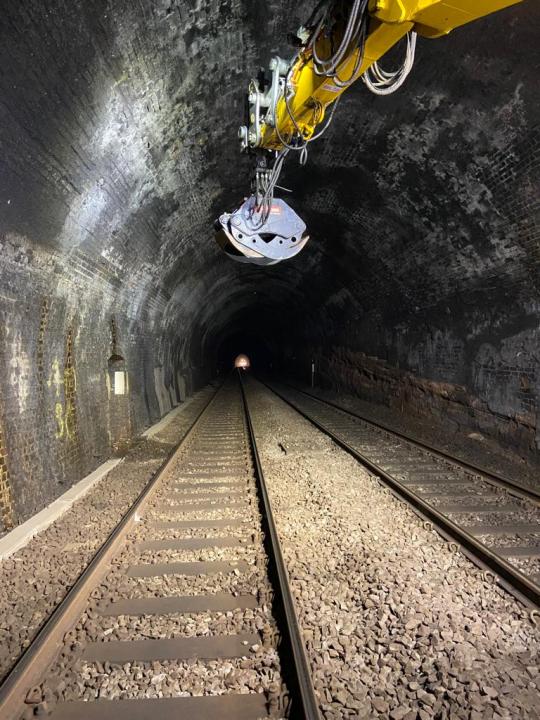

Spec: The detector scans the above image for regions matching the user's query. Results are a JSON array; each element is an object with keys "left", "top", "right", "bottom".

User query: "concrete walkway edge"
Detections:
[{"left": 0, "top": 459, "right": 122, "bottom": 560}]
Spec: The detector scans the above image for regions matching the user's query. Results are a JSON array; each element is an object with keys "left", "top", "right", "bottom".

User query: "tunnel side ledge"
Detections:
[{"left": 0, "top": 459, "right": 123, "bottom": 561}]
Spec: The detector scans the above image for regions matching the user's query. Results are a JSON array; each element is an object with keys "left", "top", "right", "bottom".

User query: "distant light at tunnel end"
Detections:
[{"left": 234, "top": 354, "right": 251, "bottom": 370}]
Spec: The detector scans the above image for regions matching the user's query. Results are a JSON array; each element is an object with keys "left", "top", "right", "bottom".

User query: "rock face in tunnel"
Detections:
[{"left": 0, "top": 0, "right": 538, "bottom": 528}]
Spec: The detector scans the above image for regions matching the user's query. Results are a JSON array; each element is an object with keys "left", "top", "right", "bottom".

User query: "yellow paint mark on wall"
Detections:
[
  {"left": 0, "top": 425, "right": 14, "bottom": 530},
  {"left": 49, "top": 327, "right": 79, "bottom": 442},
  {"left": 63, "top": 327, "right": 78, "bottom": 442},
  {"left": 54, "top": 402, "right": 64, "bottom": 439}
]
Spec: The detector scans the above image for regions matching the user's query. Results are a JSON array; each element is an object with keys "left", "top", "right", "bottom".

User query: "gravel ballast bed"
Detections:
[
  {"left": 53, "top": 654, "right": 283, "bottom": 702},
  {"left": 85, "top": 607, "right": 273, "bottom": 642},
  {"left": 114, "top": 566, "right": 268, "bottom": 599},
  {"left": 135, "top": 528, "right": 252, "bottom": 541},
  {"left": 0, "top": 386, "right": 215, "bottom": 683},
  {"left": 246, "top": 379, "right": 539, "bottom": 719}
]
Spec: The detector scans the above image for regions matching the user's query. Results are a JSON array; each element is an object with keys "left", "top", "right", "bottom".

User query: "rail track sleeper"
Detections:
[
  {"left": 99, "top": 593, "right": 260, "bottom": 616},
  {"left": 135, "top": 536, "right": 249, "bottom": 551},
  {"left": 466, "top": 522, "right": 540, "bottom": 536},
  {"left": 82, "top": 634, "right": 260, "bottom": 663},
  {"left": 126, "top": 559, "right": 250, "bottom": 578},
  {"left": 50, "top": 694, "right": 270, "bottom": 720}
]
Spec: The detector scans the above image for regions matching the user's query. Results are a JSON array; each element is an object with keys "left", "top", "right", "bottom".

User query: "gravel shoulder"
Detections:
[
  {"left": 0, "top": 385, "right": 216, "bottom": 684},
  {"left": 246, "top": 378, "right": 540, "bottom": 720}
]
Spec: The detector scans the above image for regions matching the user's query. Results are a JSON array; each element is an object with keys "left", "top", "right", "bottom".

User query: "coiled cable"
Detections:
[{"left": 363, "top": 31, "right": 417, "bottom": 95}]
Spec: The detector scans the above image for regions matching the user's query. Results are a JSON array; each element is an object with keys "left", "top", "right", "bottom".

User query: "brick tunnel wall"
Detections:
[
  {"left": 307, "top": 344, "right": 538, "bottom": 460},
  {"left": 1, "top": 0, "right": 538, "bottom": 529},
  {"left": 0, "top": 235, "right": 202, "bottom": 532},
  {"left": 287, "top": 283, "right": 540, "bottom": 461}
]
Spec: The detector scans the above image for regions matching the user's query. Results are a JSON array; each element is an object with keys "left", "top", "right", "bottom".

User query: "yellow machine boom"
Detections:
[{"left": 260, "top": 0, "right": 522, "bottom": 151}]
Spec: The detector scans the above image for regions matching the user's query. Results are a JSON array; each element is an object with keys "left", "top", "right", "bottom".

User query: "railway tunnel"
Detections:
[{"left": 0, "top": 1, "right": 539, "bottom": 719}]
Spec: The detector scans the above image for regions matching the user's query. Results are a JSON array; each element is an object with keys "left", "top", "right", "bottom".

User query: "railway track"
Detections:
[
  {"left": 263, "top": 381, "right": 540, "bottom": 610},
  {"left": 0, "top": 377, "right": 319, "bottom": 720}
]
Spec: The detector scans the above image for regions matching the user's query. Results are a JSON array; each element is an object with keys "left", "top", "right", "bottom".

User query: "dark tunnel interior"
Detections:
[
  {"left": 0, "top": 0, "right": 538, "bottom": 528},
  {"left": 216, "top": 331, "right": 274, "bottom": 375}
]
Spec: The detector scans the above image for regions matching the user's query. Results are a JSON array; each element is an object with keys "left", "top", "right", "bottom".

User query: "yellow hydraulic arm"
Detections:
[
  {"left": 217, "top": 0, "right": 523, "bottom": 267},
  {"left": 250, "top": 0, "right": 522, "bottom": 152}
]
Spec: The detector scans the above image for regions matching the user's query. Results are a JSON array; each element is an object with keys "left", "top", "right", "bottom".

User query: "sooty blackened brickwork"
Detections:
[
  {"left": 0, "top": 233, "right": 200, "bottom": 533},
  {"left": 0, "top": 0, "right": 538, "bottom": 529}
]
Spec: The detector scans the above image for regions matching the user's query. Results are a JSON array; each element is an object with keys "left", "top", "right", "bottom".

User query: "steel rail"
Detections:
[
  {"left": 238, "top": 372, "right": 321, "bottom": 720},
  {"left": 277, "top": 381, "right": 540, "bottom": 505},
  {"left": 262, "top": 380, "right": 540, "bottom": 610},
  {"left": 0, "top": 383, "right": 223, "bottom": 720}
]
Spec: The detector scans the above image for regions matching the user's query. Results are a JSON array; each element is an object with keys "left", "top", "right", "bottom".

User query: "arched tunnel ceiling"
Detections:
[{"left": 1, "top": 0, "right": 538, "bottom": 369}]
